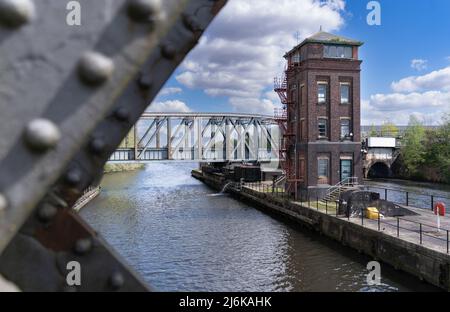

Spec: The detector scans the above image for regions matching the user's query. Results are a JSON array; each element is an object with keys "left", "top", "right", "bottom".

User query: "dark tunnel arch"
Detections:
[{"left": 367, "top": 162, "right": 391, "bottom": 179}]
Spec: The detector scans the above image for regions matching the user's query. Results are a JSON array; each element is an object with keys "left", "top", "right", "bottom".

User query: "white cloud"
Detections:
[
  {"left": 158, "top": 87, "right": 183, "bottom": 96},
  {"left": 362, "top": 97, "right": 446, "bottom": 126},
  {"left": 364, "top": 65, "right": 450, "bottom": 125},
  {"left": 367, "top": 91, "right": 450, "bottom": 111},
  {"left": 176, "top": 0, "right": 345, "bottom": 114},
  {"left": 391, "top": 66, "right": 450, "bottom": 93},
  {"left": 410, "top": 59, "right": 428, "bottom": 71},
  {"left": 147, "top": 100, "right": 191, "bottom": 113}
]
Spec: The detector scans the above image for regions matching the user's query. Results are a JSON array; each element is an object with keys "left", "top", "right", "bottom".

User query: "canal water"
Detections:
[{"left": 81, "top": 163, "right": 439, "bottom": 292}]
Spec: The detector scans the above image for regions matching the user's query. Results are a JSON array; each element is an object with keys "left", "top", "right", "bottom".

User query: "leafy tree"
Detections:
[
  {"left": 401, "top": 116, "right": 426, "bottom": 177},
  {"left": 426, "top": 114, "right": 450, "bottom": 183},
  {"left": 381, "top": 121, "right": 399, "bottom": 137},
  {"left": 368, "top": 124, "right": 378, "bottom": 137}
]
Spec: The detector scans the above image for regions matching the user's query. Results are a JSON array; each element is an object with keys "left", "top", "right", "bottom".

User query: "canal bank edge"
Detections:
[
  {"left": 72, "top": 164, "right": 145, "bottom": 212},
  {"left": 104, "top": 162, "right": 145, "bottom": 173},
  {"left": 192, "top": 169, "right": 450, "bottom": 291}
]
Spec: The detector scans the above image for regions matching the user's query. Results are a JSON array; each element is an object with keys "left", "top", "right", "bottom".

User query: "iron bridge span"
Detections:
[{"left": 110, "top": 112, "right": 282, "bottom": 162}]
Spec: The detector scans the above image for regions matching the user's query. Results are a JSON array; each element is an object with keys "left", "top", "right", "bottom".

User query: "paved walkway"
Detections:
[
  {"left": 345, "top": 206, "right": 450, "bottom": 254},
  {"left": 244, "top": 184, "right": 450, "bottom": 255}
]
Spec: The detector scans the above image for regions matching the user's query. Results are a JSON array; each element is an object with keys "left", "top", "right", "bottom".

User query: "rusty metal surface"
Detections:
[
  {"left": 0, "top": 203, "right": 150, "bottom": 291},
  {"left": 0, "top": 0, "right": 227, "bottom": 291}
]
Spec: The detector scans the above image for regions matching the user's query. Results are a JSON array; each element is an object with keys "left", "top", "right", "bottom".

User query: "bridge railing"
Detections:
[
  {"left": 109, "top": 148, "right": 280, "bottom": 162},
  {"left": 241, "top": 181, "right": 450, "bottom": 254}
]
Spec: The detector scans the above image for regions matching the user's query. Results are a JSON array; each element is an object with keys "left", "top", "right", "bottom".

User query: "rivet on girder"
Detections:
[
  {"left": 74, "top": 238, "right": 92, "bottom": 255},
  {"left": 0, "top": 0, "right": 35, "bottom": 28},
  {"left": 114, "top": 107, "right": 130, "bottom": 122},
  {"left": 37, "top": 203, "right": 57, "bottom": 222},
  {"left": 78, "top": 52, "right": 114, "bottom": 86},
  {"left": 161, "top": 44, "right": 176, "bottom": 60},
  {"left": 65, "top": 168, "right": 82, "bottom": 186},
  {"left": 0, "top": 193, "right": 8, "bottom": 212},
  {"left": 182, "top": 14, "right": 201, "bottom": 33},
  {"left": 24, "top": 119, "right": 61, "bottom": 151},
  {"left": 109, "top": 271, "right": 125, "bottom": 290},
  {"left": 127, "top": 0, "right": 161, "bottom": 24},
  {"left": 89, "top": 138, "right": 106, "bottom": 155},
  {"left": 137, "top": 73, "right": 152, "bottom": 90}
]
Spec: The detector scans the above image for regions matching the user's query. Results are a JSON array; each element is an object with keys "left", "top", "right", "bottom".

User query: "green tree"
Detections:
[
  {"left": 381, "top": 121, "right": 399, "bottom": 137},
  {"left": 368, "top": 124, "right": 378, "bottom": 137},
  {"left": 401, "top": 116, "right": 426, "bottom": 177},
  {"left": 426, "top": 113, "right": 450, "bottom": 183}
]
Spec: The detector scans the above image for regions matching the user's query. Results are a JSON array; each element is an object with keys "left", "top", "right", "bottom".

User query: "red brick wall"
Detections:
[{"left": 286, "top": 42, "right": 363, "bottom": 191}]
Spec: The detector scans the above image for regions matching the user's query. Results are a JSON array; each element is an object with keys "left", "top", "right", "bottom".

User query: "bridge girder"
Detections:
[
  {"left": 111, "top": 113, "right": 281, "bottom": 162},
  {"left": 0, "top": 0, "right": 227, "bottom": 291}
]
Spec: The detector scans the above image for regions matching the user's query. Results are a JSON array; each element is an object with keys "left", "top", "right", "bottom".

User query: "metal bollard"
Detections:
[{"left": 397, "top": 218, "right": 400, "bottom": 237}]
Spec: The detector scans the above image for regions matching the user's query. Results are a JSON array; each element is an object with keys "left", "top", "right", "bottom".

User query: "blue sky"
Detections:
[{"left": 150, "top": 0, "right": 450, "bottom": 125}]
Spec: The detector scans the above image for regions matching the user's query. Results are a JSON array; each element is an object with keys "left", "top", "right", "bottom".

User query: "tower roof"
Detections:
[{"left": 285, "top": 31, "right": 363, "bottom": 57}]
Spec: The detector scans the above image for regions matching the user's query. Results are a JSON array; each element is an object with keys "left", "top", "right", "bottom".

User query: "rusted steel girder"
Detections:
[{"left": 0, "top": 0, "right": 227, "bottom": 291}]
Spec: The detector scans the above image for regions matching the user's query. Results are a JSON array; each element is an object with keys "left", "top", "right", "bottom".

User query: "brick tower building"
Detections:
[{"left": 275, "top": 31, "right": 364, "bottom": 199}]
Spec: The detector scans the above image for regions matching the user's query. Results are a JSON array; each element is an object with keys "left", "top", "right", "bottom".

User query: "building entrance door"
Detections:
[{"left": 340, "top": 159, "right": 352, "bottom": 181}]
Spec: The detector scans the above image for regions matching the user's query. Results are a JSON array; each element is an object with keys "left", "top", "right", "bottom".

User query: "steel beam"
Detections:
[{"left": 0, "top": 0, "right": 227, "bottom": 291}]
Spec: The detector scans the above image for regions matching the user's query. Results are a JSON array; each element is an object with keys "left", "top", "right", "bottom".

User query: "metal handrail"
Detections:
[
  {"left": 325, "top": 177, "right": 359, "bottom": 200},
  {"left": 364, "top": 185, "right": 450, "bottom": 211}
]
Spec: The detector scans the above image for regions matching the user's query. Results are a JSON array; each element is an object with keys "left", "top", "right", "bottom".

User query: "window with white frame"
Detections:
[
  {"left": 324, "top": 45, "right": 353, "bottom": 59},
  {"left": 340, "top": 119, "right": 351, "bottom": 139},
  {"left": 318, "top": 158, "right": 329, "bottom": 182},
  {"left": 318, "top": 118, "right": 328, "bottom": 138},
  {"left": 318, "top": 83, "right": 328, "bottom": 104},
  {"left": 340, "top": 83, "right": 350, "bottom": 104}
]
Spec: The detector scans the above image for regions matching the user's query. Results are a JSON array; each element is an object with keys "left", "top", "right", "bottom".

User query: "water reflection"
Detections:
[{"left": 80, "top": 163, "right": 438, "bottom": 292}]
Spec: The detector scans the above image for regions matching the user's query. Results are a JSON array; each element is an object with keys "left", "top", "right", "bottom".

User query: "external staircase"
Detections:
[{"left": 323, "top": 177, "right": 359, "bottom": 202}]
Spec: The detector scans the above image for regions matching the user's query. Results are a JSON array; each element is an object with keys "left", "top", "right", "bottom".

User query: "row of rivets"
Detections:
[
  {"left": 62, "top": 0, "right": 169, "bottom": 189},
  {"left": 0, "top": 0, "right": 35, "bottom": 28}
]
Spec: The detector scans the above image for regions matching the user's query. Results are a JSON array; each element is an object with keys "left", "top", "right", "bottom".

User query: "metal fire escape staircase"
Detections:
[{"left": 274, "top": 67, "right": 299, "bottom": 194}]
